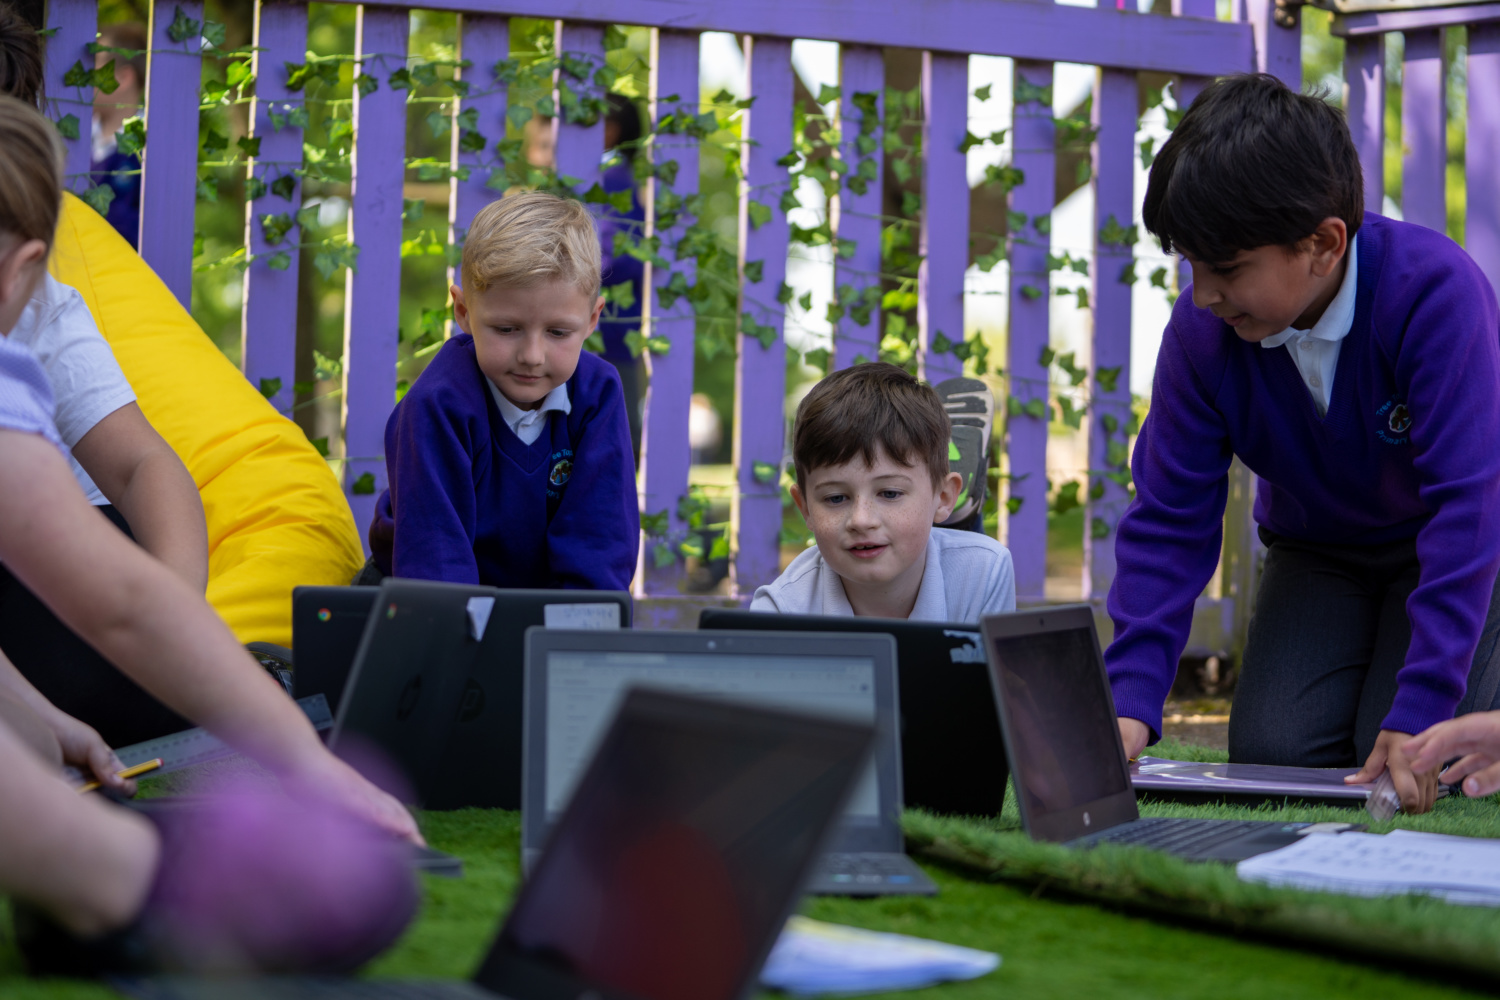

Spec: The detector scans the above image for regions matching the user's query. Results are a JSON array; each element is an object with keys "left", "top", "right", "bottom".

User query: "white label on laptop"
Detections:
[
  {"left": 544, "top": 603, "right": 621, "bottom": 630},
  {"left": 466, "top": 596, "right": 496, "bottom": 641}
]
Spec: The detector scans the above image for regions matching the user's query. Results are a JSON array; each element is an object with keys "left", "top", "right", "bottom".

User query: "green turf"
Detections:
[{"left": 5, "top": 741, "right": 1500, "bottom": 998}]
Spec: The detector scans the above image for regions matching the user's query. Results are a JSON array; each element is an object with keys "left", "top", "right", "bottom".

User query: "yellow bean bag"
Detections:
[{"left": 48, "top": 193, "right": 364, "bottom": 646}]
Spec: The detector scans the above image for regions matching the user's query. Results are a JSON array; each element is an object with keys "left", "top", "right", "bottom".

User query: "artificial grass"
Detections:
[{"left": 4, "top": 739, "right": 1500, "bottom": 998}]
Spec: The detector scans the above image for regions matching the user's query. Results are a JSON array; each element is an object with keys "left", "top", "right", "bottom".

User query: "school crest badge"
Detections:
[
  {"left": 1387, "top": 403, "right": 1411, "bottom": 434},
  {"left": 549, "top": 458, "right": 573, "bottom": 487}
]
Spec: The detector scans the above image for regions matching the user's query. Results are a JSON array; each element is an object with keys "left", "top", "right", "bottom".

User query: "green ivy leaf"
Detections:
[
  {"left": 973, "top": 83, "right": 992, "bottom": 101},
  {"left": 62, "top": 60, "right": 91, "bottom": 88},
  {"left": 1096, "top": 366, "right": 1122, "bottom": 394},
  {"left": 1101, "top": 413, "right": 1120, "bottom": 435},
  {"left": 803, "top": 347, "right": 830, "bottom": 372},
  {"left": 641, "top": 508, "right": 670, "bottom": 537},
  {"left": 237, "top": 135, "right": 262, "bottom": 157},
  {"left": 425, "top": 109, "right": 451, "bottom": 138},
  {"left": 270, "top": 174, "right": 296, "bottom": 200},
  {"left": 350, "top": 472, "right": 376, "bottom": 495},
  {"left": 1119, "top": 261, "right": 1138, "bottom": 286},
  {"left": 226, "top": 60, "right": 253, "bottom": 88},
  {"left": 201, "top": 18, "right": 226, "bottom": 47},
  {"left": 1106, "top": 440, "right": 1129, "bottom": 467},
  {"left": 646, "top": 335, "right": 671, "bottom": 356},
  {"left": 309, "top": 436, "right": 330, "bottom": 457},
  {"left": 743, "top": 259, "right": 764, "bottom": 284},
  {"left": 355, "top": 73, "right": 379, "bottom": 97},
  {"left": 816, "top": 83, "right": 841, "bottom": 105},
  {"left": 1149, "top": 266, "right": 1170, "bottom": 290},
  {"left": 753, "top": 461, "right": 778, "bottom": 485},
  {"left": 1019, "top": 284, "right": 1043, "bottom": 301},
  {"left": 266, "top": 251, "right": 291, "bottom": 271},
  {"left": 166, "top": 5, "right": 200, "bottom": 44},
  {"left": 776, "top": 282, "right": 795, "bottom": 306},
  {"left": 835, "top": 238, "right": 856, "bottom": 260},
  {"left": 196, "top": 176, "right": 218, "bottom": 202},
  {"left": 200, "top": 127, "right": 228, "bottom": 154},
  {"left": 387, "top": 67, "right": 412, "bottom": 91},
  {"left": 1091, "top": 516, "right": 1111, "bottom": 540},
  {"left": 651, "top": 541, "right": 676, "bottom": 568},
  {"left": 258, "top": 377, "right": 283, "bottom": 399},
  {"left": 708, "top": 533, "right": 730, "bottom": 561},
  {"left": 54, "top": 113, "right": 79, "bottom": 140},
  {"left": 259, "top": 212, "right": 294, "bottom": 246},
  {"left": 798, "top": 290, "right": 813, "bottom": 311},
  {"left": 81, "top": 184, "right": 115, "bottom": 215}
]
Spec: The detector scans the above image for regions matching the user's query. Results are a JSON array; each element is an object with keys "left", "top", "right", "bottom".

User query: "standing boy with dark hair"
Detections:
[
  {"left": 751, "top": 362, "right": 1014, "bottom": 621},
  {"left": 1106, "top": 74, "right": 1500, "bottom": 814}
]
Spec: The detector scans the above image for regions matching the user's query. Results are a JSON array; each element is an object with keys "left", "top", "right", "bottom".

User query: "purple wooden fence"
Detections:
[{"left": 43, "top": 0, "right": 1493, "bottom": 644}]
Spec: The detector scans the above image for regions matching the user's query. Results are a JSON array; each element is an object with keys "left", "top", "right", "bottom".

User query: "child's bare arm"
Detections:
[
  {"left": 0, "top": 647, "right": 130, "bottom": 789},
  {"left": 0, "top": 715, "right": 159, "bottom": 936},
  {"left": 70, "top": 402, "right": 208, "bottom": 592},
  {"left": 0, "top": 428, "right": 419, "bottom": 843}
]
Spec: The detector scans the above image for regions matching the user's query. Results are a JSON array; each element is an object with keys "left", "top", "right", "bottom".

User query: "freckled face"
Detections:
[
  {"left": 791, "top": 446, "right": 960, "bottom": 591},
  {"left": 452, "top": 278, "right": 604, "bottom": 409}
]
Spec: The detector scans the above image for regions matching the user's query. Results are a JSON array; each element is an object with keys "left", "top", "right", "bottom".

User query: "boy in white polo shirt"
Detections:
[{"left": 751, "top": 362, "right": 1015, "bottom": 622}]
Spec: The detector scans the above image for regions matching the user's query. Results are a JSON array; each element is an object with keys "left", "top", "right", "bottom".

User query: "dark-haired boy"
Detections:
[
  {"left": 751, "top": 362, "right": 1015, "bottom": 622},
  {"left": 1106, "top": 74, "right": 1500, "bottom": 814}
]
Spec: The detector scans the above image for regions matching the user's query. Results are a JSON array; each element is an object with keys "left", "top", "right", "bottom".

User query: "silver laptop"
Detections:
[
  {"left": 981, "top": 606, "right": 1336, "bottom": 862},
  {"left": 523, "top": 628, "right": 937, "bottom": 896},
  {"left": 115, "top": 687, "right": 874, "bottom": 1000}
]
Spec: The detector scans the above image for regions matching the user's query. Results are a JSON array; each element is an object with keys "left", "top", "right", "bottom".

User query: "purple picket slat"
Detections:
[
  {"left": 1402, "top": 29, "right": 1447, "bottom": 234},
  {"left": 241, "top": 0, "right": 307, "bottom": 415},
  {"left": 733, "top": 35, "right": 794, "bottom": 595},
  {"left": 1344, "top": 34, "right": 1385, "bottom": 215},
  {"left": 918, "top": 51, "right": 967, "bottom": 383},
  {"left": 1086, "top": 68, "right": 1136, "bottom": 600},
  {"left": 1468, "top": 24, "right": 1500, "bottom": 296},
  {"left": 1173, "top": 0, "right": 1216, "bottom": 18},
  {"left": 638, "top": 29, "right": 701, "bottom": 594},
  {"left": 832, "top": 45, "right": 883, "bottom": 369},
  {"left": 449, "top": 13, "right": 509, "bottom": 283},
  {"left": 1244, "top": 0, "right": 1301, "bottom": 87},
  {"left": 42, "top": 0, "right": 96, "bottom": 193},
  {"left": 315, "top": 0, "right": 1254, "bottom": 79},
  {"left": 139, "top": 0, "right": 204, "bottom": 307},
  {"left": 342, "top": 5, "right": 409, "bottom": 544},
  {"left": 552, "top": 21, "right": 605, "bottom": 194},
  {"left": 1006, "top": 59, "right": 1054, "bottom": 602}
]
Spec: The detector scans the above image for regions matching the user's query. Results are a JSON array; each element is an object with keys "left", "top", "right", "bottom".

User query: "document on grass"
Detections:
[
  {"left": 1237, "top": 829, "right": 1500, "bottom": 906},
  {"left": 760, "top": 916, "right": 1000, "bottom": 996}
]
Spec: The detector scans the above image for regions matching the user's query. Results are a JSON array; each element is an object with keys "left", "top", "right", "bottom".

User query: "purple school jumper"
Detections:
[
  {"left": 369, "top": 335, "right": 639, "bottom": 590},
  {"left": 1106, "top": 213, "right": 1500, "bottom": 740}
]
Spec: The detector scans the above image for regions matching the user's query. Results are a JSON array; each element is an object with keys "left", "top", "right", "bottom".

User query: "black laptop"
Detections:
[
  {"left": 981, "top": 605, "right": 1321, "bottom": 862},
  {"left": 115, "top": 688, "right": 874, "bottom": 1000},
  {"left": 700, "top": 609, "right": 1008, "bottom": 816},
  {"left": 299, "top": 582, "right": 631, "bottom": 810}
]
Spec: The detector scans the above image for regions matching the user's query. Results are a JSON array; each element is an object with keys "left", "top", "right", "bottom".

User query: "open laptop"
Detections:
[
  {"left": 116, "top": 688, "right": 873, "bottom": 1000},
  {"left": 524, "top": 628, "right": 937, "bottom": 896},
  {"left": 699, "top": 609, "right": 1008, "bottom": 816},
  {"left": 982, "top": 605, "right": 1329, "bottom": 862},
  {"left": 304, "top": 581, "right": 631, "bottom": 809}
]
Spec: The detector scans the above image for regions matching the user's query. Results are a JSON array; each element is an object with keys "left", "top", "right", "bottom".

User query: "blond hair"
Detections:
[
  {"left": 0, "top": 94, "right": 63, "bottom": 250},
  {"left": 461, "top": 191, "right": 601, "bottom": 297}
]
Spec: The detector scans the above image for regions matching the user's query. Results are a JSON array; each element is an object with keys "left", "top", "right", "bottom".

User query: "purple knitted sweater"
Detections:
[{"left": 1106, "top": 213, "right": 1500, "bottom": 740}]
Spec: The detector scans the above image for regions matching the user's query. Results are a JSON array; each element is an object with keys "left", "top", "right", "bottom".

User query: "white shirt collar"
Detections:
[
  {"left": 1260, "top": 239, "right": 1359, "bottom": 349},
  {"left": 487, "top": 379, "right": 571, "bottom": 441}
]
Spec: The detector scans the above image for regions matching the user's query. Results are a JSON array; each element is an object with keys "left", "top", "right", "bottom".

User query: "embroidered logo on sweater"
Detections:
[
  {"left": 1375, "top": 396, "right": 1411, "bottom": 445},
  {"left": 547, "top": 447, "right": 575, "bottom": 500}
]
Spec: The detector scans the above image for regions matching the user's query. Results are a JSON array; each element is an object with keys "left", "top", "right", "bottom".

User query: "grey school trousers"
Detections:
[{"left": 1228, "top": 527, "right": 1500, "bottom": 767}]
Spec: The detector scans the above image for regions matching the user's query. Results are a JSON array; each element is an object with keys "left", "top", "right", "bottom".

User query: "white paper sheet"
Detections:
[{"left": 1237, "top": 829, "right": 1500, "bottom": 906}]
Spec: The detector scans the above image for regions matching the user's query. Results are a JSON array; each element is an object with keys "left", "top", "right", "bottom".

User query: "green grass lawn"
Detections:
[{"left": 4, "top": 740, "right": 1499, "bottom": 999}]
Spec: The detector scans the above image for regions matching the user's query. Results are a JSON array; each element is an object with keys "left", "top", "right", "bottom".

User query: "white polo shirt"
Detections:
[
  {"left": 1259, "top": 240, "right": 1359, "bottom": 417},
  {"left": 488, "top": 379, "right": 571, "bottom": 446}
]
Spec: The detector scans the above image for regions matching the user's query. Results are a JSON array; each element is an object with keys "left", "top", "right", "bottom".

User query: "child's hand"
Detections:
[
  {"left": 1403, "top": 712, "right": 1500, "bottom": 798},
  {"left": 281, "top": 752, "right": 425, "bottom": 847},
  {"left": 45, "top": 708, "right": 136, "bottom": 795},
  {"left": 1117, "top": 717, "right": 1151, "bottom": 760},
  {"left": 1346, "top": 729, "right": 1438, "bottom": 813}
]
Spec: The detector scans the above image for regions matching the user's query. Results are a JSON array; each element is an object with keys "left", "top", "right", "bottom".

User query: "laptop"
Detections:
[
  {"left": 982, "top": 605, "right": 1327, "bottom": 862},
  {"left": 114, "top": 688, "right": 874, "bottom": 1000},
  {"left": 304, "top": 581, "right": 631, "bottom": 810},
  {"left": 291, "top": 585, "right": 379, "bottom": 711},
  {"left": 524, "top": 628, "right": 937, "bottom": 896},
  {"left": 699, "top": 609, "right": 1008, "bottom": 816},
  {"left": 328, "top": 579, "right": 491, "bottom": 803}
]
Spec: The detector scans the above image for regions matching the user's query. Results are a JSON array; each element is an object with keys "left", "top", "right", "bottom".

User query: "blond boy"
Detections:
[{"left": 369, "top": 192, "right": 638, "bottom": 588}]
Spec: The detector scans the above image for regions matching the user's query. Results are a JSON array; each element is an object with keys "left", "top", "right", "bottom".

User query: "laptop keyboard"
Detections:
[
  {"left": 820, "top": 852, "right": 918, "bottom": 886},
  {"left": 1083, "top": 817, "right": 1305, "bottom": 854}
]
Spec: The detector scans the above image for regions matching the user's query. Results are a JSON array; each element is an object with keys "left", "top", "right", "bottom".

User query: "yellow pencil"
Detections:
[{"left": 76, "top": 757, "right": 163, "bottom": 794}]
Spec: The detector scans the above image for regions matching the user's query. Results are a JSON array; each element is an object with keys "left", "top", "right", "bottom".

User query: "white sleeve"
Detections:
[
  {"left": 23, "top": 276, "right": 136, "bottom": 449},
  {"left": 982, "top": 544, "right": 1017, "bottom": 614}
]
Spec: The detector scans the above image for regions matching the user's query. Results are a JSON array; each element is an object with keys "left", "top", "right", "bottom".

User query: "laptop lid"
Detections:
[
  {"left": 290, "top": 585, "right": 379, "bottom": 709},
  {"left": 477, "top": 687, "right": 874, "bottom": 1000},
  {"left": 980, "top": 605, "right": 1140, "bottom": 842},
  {"left": 329, "top": 579, "right": 496, "bottom": 803},
  {"left": 424, "top": 590, "right": 632, "bottom": 811},
  {"left": 522, "top": 629, "right": 902, "bottom": 861},
  {"left": 699, "top": 609, "right": 1007, "bottom": 816}
]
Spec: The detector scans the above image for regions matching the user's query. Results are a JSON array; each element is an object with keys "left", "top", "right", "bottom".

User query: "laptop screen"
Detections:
[
  {"left": 484, "top": 688, "right": 871, "bottom": 1000},
  {"left": 542, "top": 651, "right": 881, "bottom": 823},
  {"left": 987, "top": 624, "right": 1131, "bottom": 819}
]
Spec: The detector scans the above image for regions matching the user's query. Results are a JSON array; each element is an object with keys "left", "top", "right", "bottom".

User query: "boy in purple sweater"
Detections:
[
  {"left": 1107, "top": 74, "right": 1500, "bottom": 814},
  {"left": 368, "top": 192, "right": 639, "bottom": 589}
]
